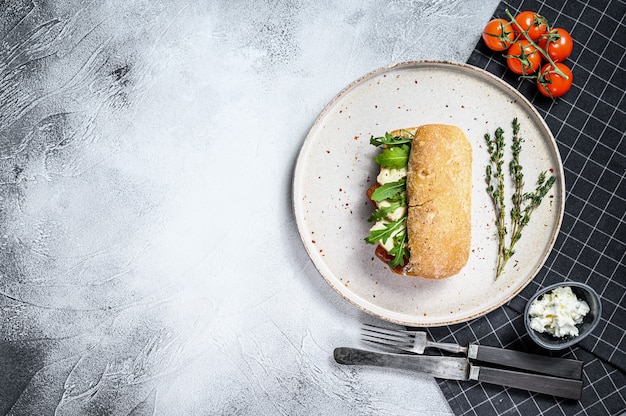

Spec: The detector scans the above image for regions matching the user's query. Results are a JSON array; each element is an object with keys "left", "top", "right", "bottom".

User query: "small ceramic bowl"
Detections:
[{"left": 524, "top": 282, "right": 602, "bottom": 350}]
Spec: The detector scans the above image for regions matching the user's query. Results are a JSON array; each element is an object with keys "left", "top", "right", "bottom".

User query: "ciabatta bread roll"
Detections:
[{"left": 405, "top": 124, "right": 472, "bottom": 279}]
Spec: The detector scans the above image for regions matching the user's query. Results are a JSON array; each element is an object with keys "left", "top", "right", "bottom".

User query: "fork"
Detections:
[
  {"left": 361, "top": 323, "right": 583, "bottom": 380},
  {"left": 362, "top": 323, "right": 467, "bottom": 354}
]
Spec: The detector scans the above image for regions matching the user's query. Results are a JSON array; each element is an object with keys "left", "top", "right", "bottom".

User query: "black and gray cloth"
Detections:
[{"left": 427, "top": 0, "right": 626, "bottom": 415}]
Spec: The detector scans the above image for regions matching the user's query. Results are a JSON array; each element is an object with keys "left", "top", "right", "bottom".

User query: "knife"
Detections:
[{"left": 334, "top": 347, "right": 582, "bottom": 400}]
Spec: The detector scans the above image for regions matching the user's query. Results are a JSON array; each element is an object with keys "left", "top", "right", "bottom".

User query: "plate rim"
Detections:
[{"left": 292, "top": 59, "right": 565, "bottom": 326}]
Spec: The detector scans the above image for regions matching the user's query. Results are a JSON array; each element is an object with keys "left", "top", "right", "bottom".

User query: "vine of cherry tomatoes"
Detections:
[{"left": 482, "top": 10, "right": 574, "bottom": 98}]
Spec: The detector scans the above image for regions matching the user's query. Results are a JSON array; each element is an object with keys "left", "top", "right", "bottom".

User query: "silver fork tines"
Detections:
[
  {"left": 361, "top": 323, "right": 467, "bottom": 355},
  {"left": 361, "top": 337, "right": 416, "bottom": 353},
  {"left": 361, "top": 324, "right": 419, "bottom": 353},
  {"left": 362, "top": 333, "right": 413, "bottom": 349}
]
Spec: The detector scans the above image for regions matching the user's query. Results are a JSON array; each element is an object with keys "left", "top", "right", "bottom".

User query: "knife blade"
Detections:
[{"left": 334, "top": 347, "right": 582, "bottom": 400}]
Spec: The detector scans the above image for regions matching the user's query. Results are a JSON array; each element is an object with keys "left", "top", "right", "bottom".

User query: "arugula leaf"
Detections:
[
  {"left": 370, "top": 179, "right": 406, "bottom": 202},
  {"left": 364, "top": 219, "right": 409, "bottom": 268},
  {"left": 364, "top": 218, "right": 405, "bottom": 246},
  {"left": 387, "top": 231, "right": 409, "bottom": 268},
  {"left": 367, "top": 201, "right": 404, "bottom": 222},
  {"left": 370, "top": 131, "right": 414, "bottom": 147},
  {"left": 373, "top": 144, "right": 409, "bottom": 168}
]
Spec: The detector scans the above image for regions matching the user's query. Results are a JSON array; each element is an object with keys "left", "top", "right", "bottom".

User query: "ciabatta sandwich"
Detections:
[{"left": 365, "top": 124, "right": 472, "bottom": 279}]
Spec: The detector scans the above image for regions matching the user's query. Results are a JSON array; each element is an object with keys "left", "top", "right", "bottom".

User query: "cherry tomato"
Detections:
[
  {"left": 513, "top": 11, "right": 549, "bottom": 41},
  {"left": 505, "top": 40, "right": 542, "bottom": 75},
  {"left": 536, "top": 63, "right": 573, "bottom": 98},
  {"left": 482, "top": 18, "right": 515, "bottom": 51},
  {"left": 538, "top": 28, "right": 573, "bottom": 62}
]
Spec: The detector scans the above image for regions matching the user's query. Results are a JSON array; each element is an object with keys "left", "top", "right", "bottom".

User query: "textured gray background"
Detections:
[{"left": 0, "top": 1, "right": 498, "bottom": 414}]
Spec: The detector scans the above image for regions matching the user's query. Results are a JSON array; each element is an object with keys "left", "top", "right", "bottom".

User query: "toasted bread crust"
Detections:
[{"left": 399, "top": 124, "right": 472, "bottom": 279}]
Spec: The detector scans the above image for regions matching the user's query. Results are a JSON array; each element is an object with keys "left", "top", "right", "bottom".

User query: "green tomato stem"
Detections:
[{"left": 504, "top": 9, "right": 569, "bottom": 80}]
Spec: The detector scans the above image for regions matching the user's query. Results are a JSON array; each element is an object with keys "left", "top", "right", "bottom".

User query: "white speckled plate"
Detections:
[{"left": 292, "top": 61, "right": 564, "bottom": 327}]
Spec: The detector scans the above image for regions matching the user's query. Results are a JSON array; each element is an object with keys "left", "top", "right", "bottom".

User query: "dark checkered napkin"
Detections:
[
  {"left": 434, "top": 306, "right": 626, "bottom": 415},
  {"left": 434, "top": 0, "right": 626, "bottom": 414}
]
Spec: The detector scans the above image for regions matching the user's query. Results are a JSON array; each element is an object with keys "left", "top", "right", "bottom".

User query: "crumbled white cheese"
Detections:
[
  {"left": 528, "top": 286, "right": 590, "bottom": 338},
  {"left": 377, "top": 166, "right": 407, "bottom": 185}
]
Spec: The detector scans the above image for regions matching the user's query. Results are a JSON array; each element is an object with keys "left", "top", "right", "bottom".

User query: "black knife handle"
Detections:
[
  {"left": 471, "top": 345, "right": 583, "bottom": 379},
  {"left": 475, "top": 366, "right": 583, "bottom": 400}
]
